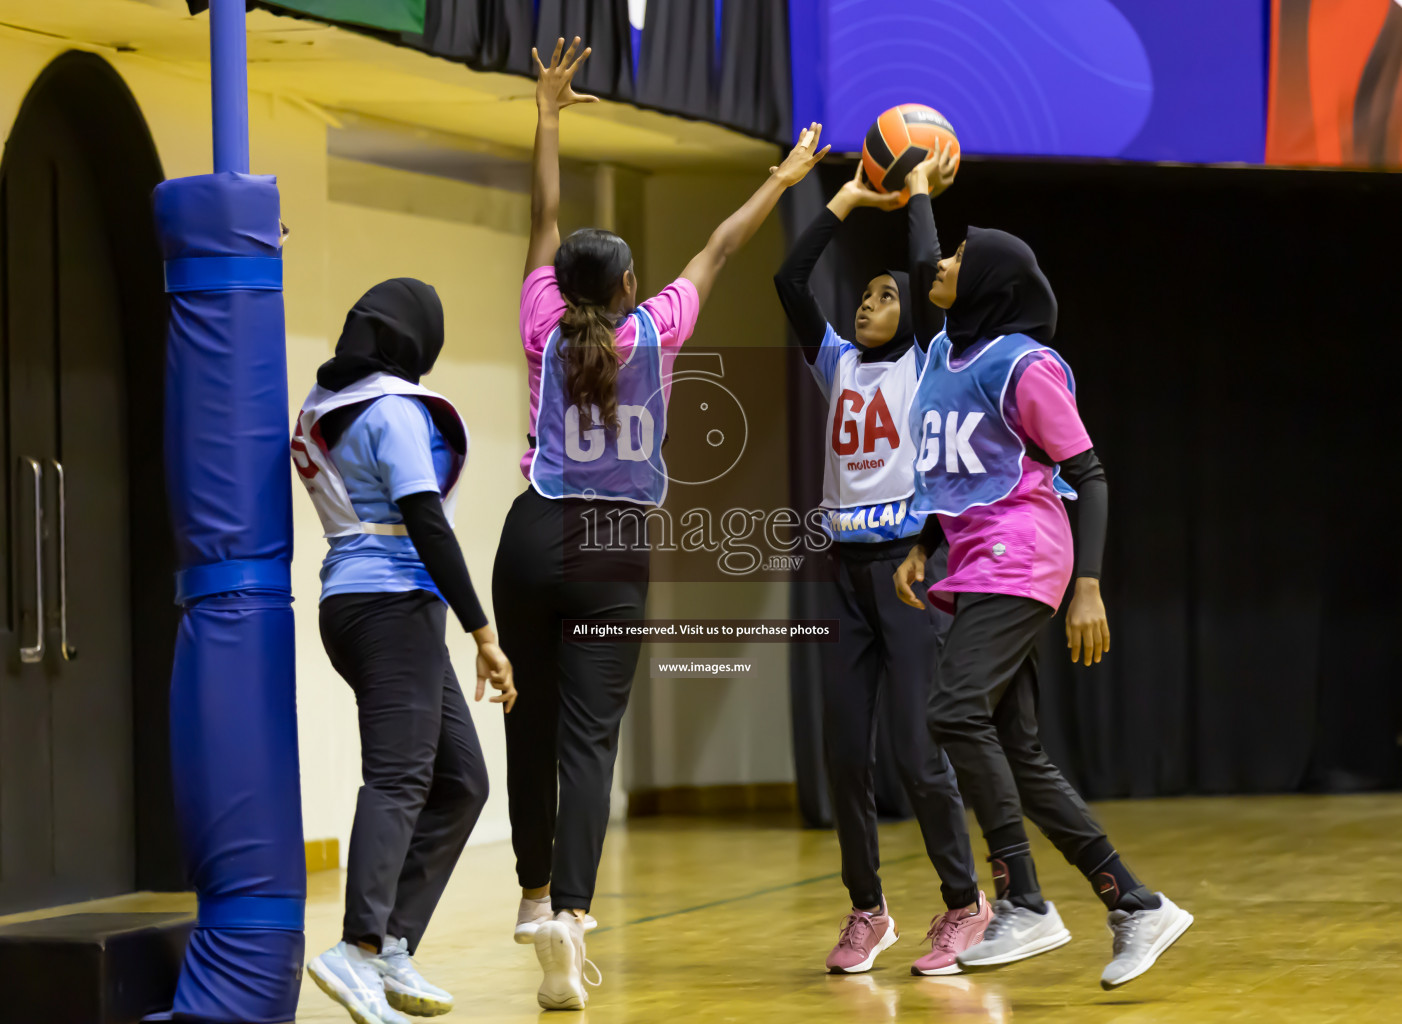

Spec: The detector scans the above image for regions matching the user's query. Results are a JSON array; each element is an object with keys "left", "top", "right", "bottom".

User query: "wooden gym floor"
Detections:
[
  {"left": 295, "top": 793, "right": 1401, "bottom": 1024},
  {"left": 6, "top": 794, "right": 1398, "bottom": 1022}
]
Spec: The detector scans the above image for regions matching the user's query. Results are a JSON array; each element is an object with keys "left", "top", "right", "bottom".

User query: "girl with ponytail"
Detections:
[{"left": 493, "top": 36, "right": 828, "bottom": 1011}]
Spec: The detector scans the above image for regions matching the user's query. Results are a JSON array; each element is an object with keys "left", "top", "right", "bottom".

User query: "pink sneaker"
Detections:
[
  {"left": 825, "top": 899, "right": 899, "bottom": 974},
  {"left": 911, "top": 891, "right": 992, "bottom": 976}
]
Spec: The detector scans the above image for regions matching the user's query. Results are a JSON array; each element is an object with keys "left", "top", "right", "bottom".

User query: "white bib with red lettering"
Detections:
[
  {"left": 290, "top": 372, "right": 468, "bottom": 539},
  {"left": 819, "top": 344, "right": 922, "bottom": 512}
]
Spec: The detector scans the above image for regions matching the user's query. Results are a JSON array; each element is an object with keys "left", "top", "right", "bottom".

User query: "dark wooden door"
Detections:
[{"left": 0, "top": 73, "right": 136, "bottom": 912}]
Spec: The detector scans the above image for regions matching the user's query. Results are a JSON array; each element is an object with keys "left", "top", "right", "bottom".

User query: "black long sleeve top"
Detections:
[
  {"left": 772, "top": 195, "right": 948, "bottom": 363},
  {"left": 773, "top": 207, "right": 843, "bottom": 362},
  {"left": 398, "top": 491, "right": 489, "bottom": 632}
]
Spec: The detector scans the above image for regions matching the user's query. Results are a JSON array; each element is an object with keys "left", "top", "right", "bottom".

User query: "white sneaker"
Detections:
[
  {"left": 1100, "top": 894, "right": 1193, "bottom": 989},
  {"left": 374, "top": 937, "right": 453, "bottom": 1017},
  {"left": 956, "top": 900, "right": 1072, "bottom": 969},
  {"left": 534, "top": 911, "right": 602, "bottom": 1011},
  {"left": 307, "top": 941, "right": 411, "bottom": 1024},
  {"left": 515, "top": 896, "right": 597, "bottom": 944}
]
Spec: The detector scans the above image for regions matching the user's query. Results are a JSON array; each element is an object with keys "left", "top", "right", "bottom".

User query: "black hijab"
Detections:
[
  {"left": 944, "top": 228, "right": 1057, "bottom": 354},
  {"left": 856, "top": 269, "right": 916, "bottom": 363},
  {"left": 317, "top": 278, "right": 445, "bottom": 392}
]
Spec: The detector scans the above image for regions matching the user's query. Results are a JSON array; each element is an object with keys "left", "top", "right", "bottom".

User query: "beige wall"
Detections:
[
  {"left": 1, "top": 36, "right": 797, "bottom": 868},
  {"left": 629, "top": 172, "right": 796, "bottom": 791}
]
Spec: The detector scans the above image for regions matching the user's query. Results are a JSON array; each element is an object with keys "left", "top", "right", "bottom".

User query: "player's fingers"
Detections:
[
  {"left": 1100, "top": 619, "right": 1112, "bottom": 654},
  {"left": 895, "top": 570, "right": 923, "bottom": 608},
  {"left": 567, "top": 45, "right": 592, "bottom": 73},
  {"left": 811, "top": 144, "right": 832, "bottom": 164},
  {"left": 532, "top": 47, "right": 544, "bottom": 73},
  {"left": 851, "top": 162, "right": 864, "bottom": 184},
  {"left": 475, "top": 676, "right": 487, "bottom": 701},
  {"left": 550, "top": 37, "right": 565, "bottom": 66},
  {"left": 1068, "top": 626, "right": 1082, "bottom": 664},
  {"left": 563, "top": 36, "right": 580, "bottom": 64}
]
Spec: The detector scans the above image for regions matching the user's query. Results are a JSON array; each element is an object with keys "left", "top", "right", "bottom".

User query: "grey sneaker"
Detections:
[
  {"left": 1100, "top": 894, "right": 1193, "bottom": 989},
  {"left": 375, "top": 937, "right": 453, "bottom": 1017},
  {"left": 956, "top": 899, "right": 1072, "bottom": 969},
  {"left": 307, "top": 941, "right": 412, "bottom": 1024}
]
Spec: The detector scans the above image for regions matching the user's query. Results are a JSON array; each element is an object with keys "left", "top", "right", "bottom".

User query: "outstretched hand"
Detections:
[
  {"left": 838, "top": 162, "right": 907, "bottom": 211},
  {"left": 905, "top": 140, "right": 960, "bottom": 197},
  {"left": 769, "top": 122, "right": 832, "bottom": 187},
  {"left": 534, "top": 36, "right": 598, "bottom": 113}
]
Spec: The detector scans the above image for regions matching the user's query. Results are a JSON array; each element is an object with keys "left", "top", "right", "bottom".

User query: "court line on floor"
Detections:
[{"left": 592, "top": 852, "right": 925, "bottom": 934}]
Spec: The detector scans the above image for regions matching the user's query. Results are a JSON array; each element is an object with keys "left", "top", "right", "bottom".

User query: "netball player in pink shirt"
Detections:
[
  {"left": 894, "top": 166, "right": 1193, "bottom": 989},
  {"left": 492, "top": 38, "right": 829, "bottom": 1010}
]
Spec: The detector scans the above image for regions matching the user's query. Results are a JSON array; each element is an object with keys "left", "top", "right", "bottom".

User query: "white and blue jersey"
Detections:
[
  {"left": 810, "top": 324, "right": 927, "bottom": 544},
  {"left": 530, "top": 307, "right": 670, "bottom": 505},
  {"left": 908, "top": 332, "right": 1077, "bottom": 518},
  {"left": 319, "top": 398, "right": 453, "bottom": 598},
  {"left": 292, "top": 373, "right": 468, "bottom": 602}
]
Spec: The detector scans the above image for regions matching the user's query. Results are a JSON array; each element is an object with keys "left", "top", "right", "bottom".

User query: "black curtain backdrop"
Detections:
[
  {"left": 534, "top": 0, "right": 635, "bottom": 100},
  {"left": 636, "top": 0, "right": 714, "bottom": 122},
  {"left": 208, "top": 0, "right": 794, "bottom": 143},
  {"left": 787, "top": 159, "right": 1402, "bottom": 827},
  {"left": 716, "top": 0, "right": 791, "bottom": 142}
]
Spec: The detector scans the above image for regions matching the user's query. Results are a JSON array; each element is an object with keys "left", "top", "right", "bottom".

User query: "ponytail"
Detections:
[
  {"left": 554, "top": 227, "right": 634, "bottom": 435},
  {"left": 558, "top": 299, "right": 621, "bottom": 434}
]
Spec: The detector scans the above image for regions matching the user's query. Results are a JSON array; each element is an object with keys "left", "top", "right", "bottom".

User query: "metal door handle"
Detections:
[
  {"left": 20, "top": 457, "right": 44, "bottom": 664},
  {"left": 50, "top": 459, "right": 76, "bottom": 660}
]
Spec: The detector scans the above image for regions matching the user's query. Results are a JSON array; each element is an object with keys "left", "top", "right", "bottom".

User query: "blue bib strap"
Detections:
[
  {"left": 197, "top": 895, "right": 305, "bottom": 932},
  {"left": 165, "top": 256, "right": 283, "bottom": 294},
  {"left": 175, "top": 558, "right": 292, "bottom": 606}
]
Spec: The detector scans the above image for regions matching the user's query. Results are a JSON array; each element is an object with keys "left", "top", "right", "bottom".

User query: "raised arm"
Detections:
[
  {"left": 904, "top": 142, "right": 960, "bottom": 345},
  {"left": 775, "top": 165, "right": 904, "bottom": 361},
  {"left": 524, "top": 37, "right": 598, "bottom": 279},
  {"left": 681, "top": 123, "right": 831, "bottom": 308}
]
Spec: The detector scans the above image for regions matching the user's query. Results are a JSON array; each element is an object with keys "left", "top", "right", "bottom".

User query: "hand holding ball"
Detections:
[{"left": 861, "top": 104, "right": 961, "bottom": 205}]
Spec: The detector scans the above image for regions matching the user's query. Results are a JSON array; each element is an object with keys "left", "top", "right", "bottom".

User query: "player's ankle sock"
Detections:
[
  {"left": 988, "top": 842, "right": 1046, "bottom": 914},
  {"left": 1077, "top": 838, "right": 1162, "bottom": 912}
]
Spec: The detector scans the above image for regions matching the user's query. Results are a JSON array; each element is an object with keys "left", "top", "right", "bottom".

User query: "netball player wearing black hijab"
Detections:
[
  {"left": 774, "top": 151, "right": 993, "bottom": 976},
  {"left": 894, "top": 183, "right": 1193, "bottom": 987},
  {"left": 295, "top": 279, "right": 516, "bottom": 1024}
]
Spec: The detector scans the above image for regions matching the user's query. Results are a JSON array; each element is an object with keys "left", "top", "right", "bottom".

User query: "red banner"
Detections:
[{"left": 1267, "top": 0, "right": 1402, "bottom": 167}]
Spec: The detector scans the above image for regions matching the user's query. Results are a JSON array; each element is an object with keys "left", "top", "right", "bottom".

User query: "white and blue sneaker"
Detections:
[
  {"left": 375, "top": 937, "right": 454, "bottom": 1017},
  {"left": 307, "top": 941, "right": 411, "bottom": 1024}
]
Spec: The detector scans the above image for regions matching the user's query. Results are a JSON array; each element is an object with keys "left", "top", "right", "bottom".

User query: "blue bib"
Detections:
[
  {"left": 909, "top": 333, "right": 1077, "bottom": 517},
  {"left": 531, "top": 308, "right": 670, "bottom": 505}
]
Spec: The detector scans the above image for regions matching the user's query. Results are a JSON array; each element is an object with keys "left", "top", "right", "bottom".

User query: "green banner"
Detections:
[{"left": 268, "top": 0, "right": 425, "bottom": 34}]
